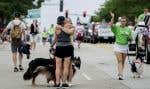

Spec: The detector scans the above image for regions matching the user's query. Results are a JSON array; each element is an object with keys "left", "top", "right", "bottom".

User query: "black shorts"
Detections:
[
  {"left": 42, "top": 37, "right": 47, "bottom": 42},
  {"left": 55, "top": 45, "right": 73, "bottom": 58}
]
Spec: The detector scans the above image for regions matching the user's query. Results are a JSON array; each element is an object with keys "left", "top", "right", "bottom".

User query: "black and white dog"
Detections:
[{"left": 130, "top": 48, "right": 144, "bottom": 78}]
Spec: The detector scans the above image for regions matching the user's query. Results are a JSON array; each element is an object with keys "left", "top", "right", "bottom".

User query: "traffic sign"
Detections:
[{"left": 27, "top": 9, "right": 40, "bottom": 18}]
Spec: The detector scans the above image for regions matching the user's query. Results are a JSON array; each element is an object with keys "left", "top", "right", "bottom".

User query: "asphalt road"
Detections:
[{"left": 0, "top": 42, "right": 149, "bottom": 89}]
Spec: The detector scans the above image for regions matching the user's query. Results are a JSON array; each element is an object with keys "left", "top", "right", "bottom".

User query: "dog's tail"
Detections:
[{"left": 23, "top": 68, "right": 33, "bottom": 80}]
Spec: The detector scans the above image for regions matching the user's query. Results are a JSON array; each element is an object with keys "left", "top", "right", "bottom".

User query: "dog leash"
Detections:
[{"left": 127, "top": 49, "right": 132, "bottom": 65}]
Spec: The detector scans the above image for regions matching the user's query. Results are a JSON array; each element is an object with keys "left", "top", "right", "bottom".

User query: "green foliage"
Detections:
[
  {"left": 0, "top": 0, "right": 43, "bottom": 26},
  {"left": 36, "top": 0, "right": 44, "bottom": 8},
  {"left": 95, "top": 0, "right": 150, "bottom": 22},
  {"left": 91, "top": 16, "right": 100, "bottom": 22}
]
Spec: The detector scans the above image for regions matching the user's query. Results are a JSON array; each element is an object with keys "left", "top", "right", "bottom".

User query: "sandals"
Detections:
[
  {"left": 13, "top": 65, "right": 24, "bottom": 72},
  {"left": 19, "top": 65, "right": 24, "bottom": 71}
]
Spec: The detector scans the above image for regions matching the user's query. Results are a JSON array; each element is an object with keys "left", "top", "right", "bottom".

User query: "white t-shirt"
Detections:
[
  {"left": 6, "top": 19, "right": 26, "bottom": 40},
  {"left": 6, "top": 19, "right": 26, "bottom": 31},
  {"left": 76, "top": 25, "right": 84, "bottom": 35}
]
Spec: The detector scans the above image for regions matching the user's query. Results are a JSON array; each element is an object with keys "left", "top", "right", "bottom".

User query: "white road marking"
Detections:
[
  {"left": 82, "top": 73, "right": 92, "bottom": 80},
  {"left": 95, "top": 56, "right": 105, "bottom": 59}
]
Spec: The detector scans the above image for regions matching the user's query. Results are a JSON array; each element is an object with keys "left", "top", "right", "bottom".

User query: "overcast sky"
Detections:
[
  {"left": 37, "top": 0, "right": 106, "bottom": 28},
  {"left": 64, "top": 0, "right": 106, "bottom": 15},
  {"left": 47, "top": 0, "right": 106, "bottom": 15}
]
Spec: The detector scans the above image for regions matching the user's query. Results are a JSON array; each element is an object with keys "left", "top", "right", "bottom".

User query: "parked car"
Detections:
[
  {"left": 82, "top": 23, "right": 92, "bottom": 43},
  {"left": 97, "top": 24, "right": 115, "bottom": 43}
]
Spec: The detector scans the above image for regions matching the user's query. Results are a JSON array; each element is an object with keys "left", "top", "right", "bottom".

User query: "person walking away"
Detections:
[
  {"left": 110, "top": 12, "right": 132, "bottom": 80},
  {"left": 48, "top": 24, "right": 55, "bottom": 45},
  {"left": 41, "top": 27, "right": 48, "bottom": 46},
  {"left": 30, "top": 20, "right": 39, "bottom": 50},
  {"left": 51, "top": 16, "right": 74, "bottom": 87},
  {"left": 2, "top": 12, "right": 26, "bottom": 72},
  {"left": 76, "top": 23, "right": 84, "bottom": 48}
]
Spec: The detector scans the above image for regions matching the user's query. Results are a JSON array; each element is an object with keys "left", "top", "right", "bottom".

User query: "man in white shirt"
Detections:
[{"left": 2, "top": 12, "right": 26, "bottom": 72}]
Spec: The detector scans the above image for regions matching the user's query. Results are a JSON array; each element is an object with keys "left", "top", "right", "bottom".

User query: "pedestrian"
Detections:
[
  {"left": 2, "top": 12, "right": 26, "bottom": 72},
  {"left": 30, "top": 20, "right": 39, "bottom": 50},
  {"left": 76, "top": 22, "right": 84, "bottom": 48},
  {"left": 48, "top": 24, "right": 55, "bottom": 45},
  {"left": 51, "top": 16, "right": 74, "bottom": 87},
  {"left": 63, "top": 18, "right": 75, "bottom": 85},
  {"left": 138, "top": 8, "right": 149, "bottom": 21},
  {"left": 41, "top": 27, "right": 48, "bottom": 46},
  {"left": 91, "top": 23, "right": 98, "bottom": 43},
  {"left": 110, "top": 12, "right": 132, "bottom": 80}
]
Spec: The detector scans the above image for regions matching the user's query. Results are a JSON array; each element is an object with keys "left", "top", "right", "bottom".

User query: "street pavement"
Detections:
[{"left": 0, "top": 42, "right": 150, "bottom": 89}]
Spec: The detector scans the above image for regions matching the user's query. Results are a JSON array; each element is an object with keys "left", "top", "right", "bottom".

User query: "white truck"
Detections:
[{"left": 97, "top": 24, "right": 114, "bottom": 43}]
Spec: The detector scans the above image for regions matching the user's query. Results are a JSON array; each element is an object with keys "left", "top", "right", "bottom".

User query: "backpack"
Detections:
[{"left": 10, "top": 22, "right": 22, "bottom": 44}]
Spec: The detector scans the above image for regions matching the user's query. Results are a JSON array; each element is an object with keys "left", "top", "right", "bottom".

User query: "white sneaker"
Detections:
[{"left": 118, "top": 74, "right": 124, "bottom": 80}]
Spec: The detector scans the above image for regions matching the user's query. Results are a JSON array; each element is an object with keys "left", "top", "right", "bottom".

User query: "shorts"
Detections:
[
  {"left": 42, "top": 37, "right": 47, "bottom": 42},
  {"left": 30, "top": 34, "right": 37, "bottom": 42},
  {"left": 55, "top": 45, "right": 73, "bottom": 58},
  {"left": 114, "top": 43, "right": 128, "bottom": 54},
  {"left": 11, "top": 43, "right": 22, "bottom": 53}
]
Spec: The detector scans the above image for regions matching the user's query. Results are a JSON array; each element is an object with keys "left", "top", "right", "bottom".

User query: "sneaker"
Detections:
[
  {"left": 54, "top": 83, "right": 60, "bottom": 87},
  {"left": 14, "top": 67, "right": 19, "bottom": 72},
  {"left": 19, "top": 65, "right": 24, "bottom": 71},
  {"left": 62, "top": 83, "right": 69, "bottom": 87},
  {"left": 118, "top": 74, "right": 124, "bottom": 80}
]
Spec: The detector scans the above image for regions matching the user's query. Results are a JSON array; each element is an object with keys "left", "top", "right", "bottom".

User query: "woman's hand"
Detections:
[
  {"left": 63, "top": 23, "right": 75, "bottom": 35},
  {"left": 110, "top": 11, "right": 115, "bottom": 26},
  {"left": 110, "top": 11, "right": 115, "bottom": 18},
  {"left": 55, "top": 25, "right": 62, "bottom": 35}
]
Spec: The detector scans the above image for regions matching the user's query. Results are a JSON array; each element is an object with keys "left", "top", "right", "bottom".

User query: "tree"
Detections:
[
  {"left": 95, "top": 0, "right": 150, "bottom": 22},
  {"left": 0, "top": 0, "right": 44, "bottom": 27}
]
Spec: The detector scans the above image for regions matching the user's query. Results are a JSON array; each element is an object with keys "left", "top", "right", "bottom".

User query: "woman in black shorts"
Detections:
[{"left": 51, "top": 16, "right": 75, "bottom": 87}]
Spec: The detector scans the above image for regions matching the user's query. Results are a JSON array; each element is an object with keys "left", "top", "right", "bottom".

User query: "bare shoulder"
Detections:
[
  {"left": 55, "top": 25, "right": 62, "bottom": 30},
  {"left": 64, "top": 23, "right": 74, "bottom": 29}
]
